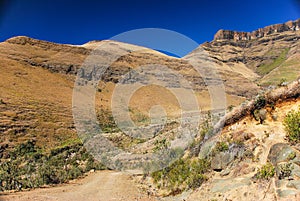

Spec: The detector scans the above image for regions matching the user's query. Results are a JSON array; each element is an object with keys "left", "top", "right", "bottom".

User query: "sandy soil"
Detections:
[
  {"left": 0, "top": 171, "right": 157, "bottom": 201},
  {"left": 186, "top": 99, "right": 300, "bottom": 201}
]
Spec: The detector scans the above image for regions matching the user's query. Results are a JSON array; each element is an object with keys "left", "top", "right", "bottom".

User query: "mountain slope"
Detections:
[
  {"left": 187, "top": 19, "right": 300, "bottom": 86},
  {"left": 0, "top": 34, "right": 260, "bottom": 150}
]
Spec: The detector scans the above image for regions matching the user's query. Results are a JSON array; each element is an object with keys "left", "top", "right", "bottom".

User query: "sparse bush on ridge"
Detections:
[{"left": 252, "top": 95, "right": 268, "bottom": 124}]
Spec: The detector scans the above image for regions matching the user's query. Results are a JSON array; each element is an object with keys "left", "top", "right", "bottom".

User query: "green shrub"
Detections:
[
  {"left": 213, "top": 141, "right": 229, "bottom": 154},
  {"left": 9, "top": 140, "right": 37, "bottom": 160},
  {"left": 283, "top": 107, "right": 300, "bottom": 143},
  {"left": 278, "top": 78, "right": 288, "bottom": 87},
  {"left": 287, "top": 152, "right": 296, "bottom": 160},
  {"left": 85, "top": 156, "right": 106, "bottom": 171},
  {"left": 151, "top": 158, "right": 210, "bottom": 195},
  {"left": 187, "top": 160, "right": 209, "bottom": 189},
  {"left": 255, "top": 163, "right": 275, "bottom": 180},
  {"left": 277, "top": 163, "right": 293, "bottom": 180},
  {"left": 254, "top": 95, "right": 266, "bottom": 109},
  {"left": 0, "top": 160, "right": 22, "bottom": 190},
  {"left": 199, "top": 112, "right": 213, "bottom": 139},
  {"left": 0, "top": 140, "right": 106, "bottom": 191},
  {"left": 67, "top": 166, "right": 83, "bottom": 180}
]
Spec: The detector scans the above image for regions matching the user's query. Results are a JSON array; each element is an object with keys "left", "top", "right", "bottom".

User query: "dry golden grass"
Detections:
[{"left": 0, "top": 57, "right": 77, "bottom": 149}]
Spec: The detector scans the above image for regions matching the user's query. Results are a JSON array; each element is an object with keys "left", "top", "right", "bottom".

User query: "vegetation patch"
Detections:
[
  {"left": 212, "top": 141, "right": 229, "bottom": 155},
  {"left": 257, "top": 48, "right": 289, "bottom": 75},
  {"left": 151, "top": 158, "right": 210, "bottom": 195},
  {"left": 199, "top": 112, "right": 214, "bottom": 139},
  {"left": 254, "top": 95, "right": 266, "bottom": 109},
  {"left": 106, "top": 132, "right": 146, "bottom": 150},
  {"left": 129, "top": 107, "right": 150, "bottom": 126},
  {"left": 283, "top": 106, "right": 300, "bottom": 144},
  {"left": 287, "top": 151, "right": 296, "bottom": 160},
  {"left": 96, "top": 109, "right": 120, "bottom": 133},
  {"left": 0, "top": 140, "right": 105, "bottom": 191},
  {"left": 254, "top": 163, "right": 275, "bottom": 180},
  {"left": 153, "top": 138, "right": 170, "bottom": 152},
  {"left": 277, "top": 162, "right": 293, "bottom": 180},
  {"left": 259, "top": 57, "right": 300, "bottom": 86}
]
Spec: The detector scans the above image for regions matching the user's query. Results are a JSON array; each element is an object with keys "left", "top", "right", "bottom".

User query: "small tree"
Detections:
[{"left": 283, "top": 107, "right": 300, "bottom": 144}]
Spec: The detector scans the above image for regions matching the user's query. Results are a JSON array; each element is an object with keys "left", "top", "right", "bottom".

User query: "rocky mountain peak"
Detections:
[{"left": 214, "top": 18, "right": 300, "bottom": 41}]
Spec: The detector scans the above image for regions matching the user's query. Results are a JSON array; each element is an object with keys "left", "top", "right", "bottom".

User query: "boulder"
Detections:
[
  {"left": 268, "top": 143, "right": 295, "bottom": 165},
  {"left": 211, "top": 152, "right": 235, "bottom": 171}
]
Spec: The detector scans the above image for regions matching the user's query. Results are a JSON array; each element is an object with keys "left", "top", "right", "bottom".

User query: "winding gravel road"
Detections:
[{"left": 0, "top": 171, "right": 157, "bottom": 201}]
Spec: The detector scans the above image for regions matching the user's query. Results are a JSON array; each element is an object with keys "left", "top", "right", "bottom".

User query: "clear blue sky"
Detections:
[{"left": 0, "top": 0, "right": 299, "bottom": 45}]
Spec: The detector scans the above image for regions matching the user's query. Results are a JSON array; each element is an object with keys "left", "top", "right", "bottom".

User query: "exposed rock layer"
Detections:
[{"left": 214, "top": 19, "right": 300, "bottom": 41}]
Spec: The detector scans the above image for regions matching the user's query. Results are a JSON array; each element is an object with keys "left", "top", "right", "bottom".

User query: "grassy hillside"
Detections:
[{"left": 0, "top": 57, "right": 77, "bottom": 150}]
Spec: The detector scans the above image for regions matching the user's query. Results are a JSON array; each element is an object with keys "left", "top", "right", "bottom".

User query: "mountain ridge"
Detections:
[{"left": 214, "top": 18, "right": 300, "bottom": 41}]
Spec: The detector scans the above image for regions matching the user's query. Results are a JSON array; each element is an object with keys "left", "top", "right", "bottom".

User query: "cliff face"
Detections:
[{"left": 214, "top": 19, "right": 300, "bottom": 41}]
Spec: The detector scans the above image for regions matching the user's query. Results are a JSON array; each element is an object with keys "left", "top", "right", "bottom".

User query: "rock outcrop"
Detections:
[{"left": 214, "top": 19, "right": 300, "bottom": 41}]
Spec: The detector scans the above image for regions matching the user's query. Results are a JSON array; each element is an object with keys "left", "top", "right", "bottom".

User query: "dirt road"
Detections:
[{"left": 0, "top": 171, "right": 157, "bottom": 201}]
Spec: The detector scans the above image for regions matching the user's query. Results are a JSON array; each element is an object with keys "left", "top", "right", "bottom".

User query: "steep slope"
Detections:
[
  {"left": 186, "top": 80, "right": 300, "bottom": 201},
  {"left": 186, "top": 18, "right": 300, "bottom": 86},
  {"left": 0, "top": 55, "right": 77, "bottom": 149},
  {"left": 0, "top": 36, "right": 175, "bottom": 148}
]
